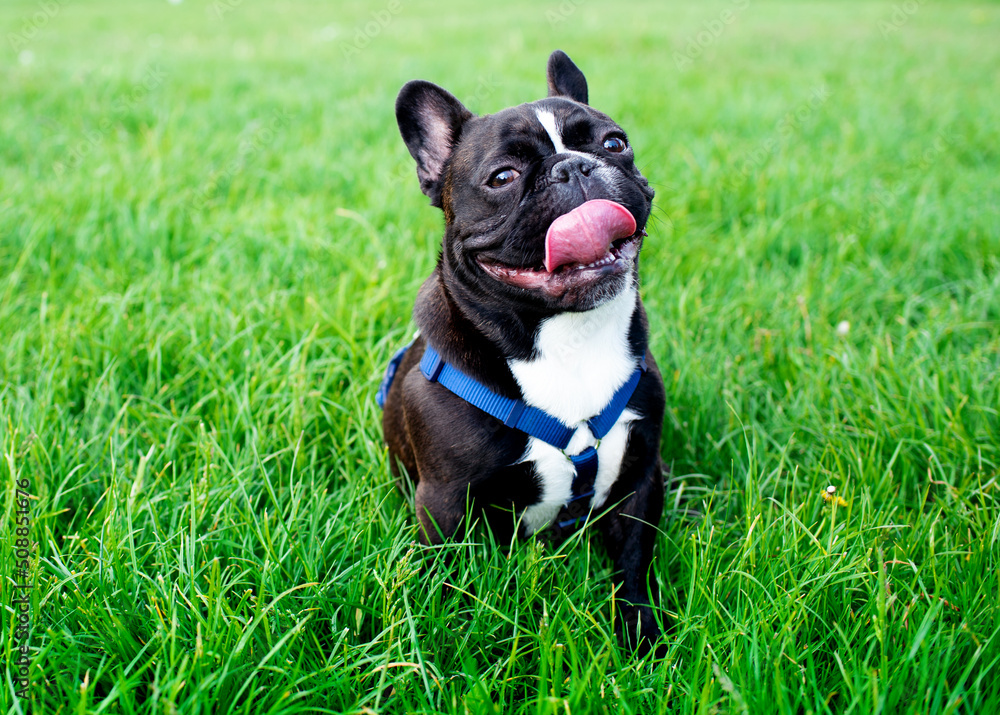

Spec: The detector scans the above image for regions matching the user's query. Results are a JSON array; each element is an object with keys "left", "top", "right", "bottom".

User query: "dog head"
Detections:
[{"left": 396, "top": 50, "right": 654, "bottom": 313}]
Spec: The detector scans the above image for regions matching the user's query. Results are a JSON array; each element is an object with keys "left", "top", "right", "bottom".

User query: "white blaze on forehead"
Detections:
[
  {"left": 534, "top": 107, "right": 605, "bottom": 165},
  {"left": 535, "top": 108, "right": 568, "bottom": 153}
]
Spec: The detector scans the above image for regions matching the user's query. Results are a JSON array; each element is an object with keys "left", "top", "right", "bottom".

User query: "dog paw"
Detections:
[{"left": 616, "top": 602, "right": 666, "bottom": 658}]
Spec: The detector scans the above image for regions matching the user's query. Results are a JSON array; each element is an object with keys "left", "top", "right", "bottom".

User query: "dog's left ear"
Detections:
[
  {"left": 546, "top": 50, "right": 588, "bottom": 105},
  {"left": 396, "top": 80, "right": 474, "bottom": 208}
]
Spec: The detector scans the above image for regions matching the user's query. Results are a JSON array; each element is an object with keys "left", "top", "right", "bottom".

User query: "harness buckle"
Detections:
[{"left": 422, "top": 350, "right": 445, "bottom": 382}]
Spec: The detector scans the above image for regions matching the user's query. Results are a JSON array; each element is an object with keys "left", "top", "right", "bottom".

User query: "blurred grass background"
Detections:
[{"left": 1, "top": 0, "right": 999, "bottom": 713}]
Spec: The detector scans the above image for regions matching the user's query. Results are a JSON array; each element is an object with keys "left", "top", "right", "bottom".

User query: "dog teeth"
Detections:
[{"left": 580, "top": 254, "right": 616, "bottom": 269}]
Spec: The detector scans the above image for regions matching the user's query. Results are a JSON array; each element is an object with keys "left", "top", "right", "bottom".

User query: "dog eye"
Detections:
[
  {"left": 603, "top": 136, "right": 627, "bottom": 153},
  {"left": 487, "top": 168, "right": 521, "bottom": 188}
]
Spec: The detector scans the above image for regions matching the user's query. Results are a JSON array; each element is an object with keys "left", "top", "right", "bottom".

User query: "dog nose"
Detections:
[{"left": 550, "top": 155, "right": 595, "bottom": 182}]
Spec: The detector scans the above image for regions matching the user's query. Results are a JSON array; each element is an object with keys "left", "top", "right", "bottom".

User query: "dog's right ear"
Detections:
[
  {"left": 396, "top": 80, "right": 473, "bottom": 208},
  {"left": 546, "top": 50, "right": 588, "bottom": 105}
]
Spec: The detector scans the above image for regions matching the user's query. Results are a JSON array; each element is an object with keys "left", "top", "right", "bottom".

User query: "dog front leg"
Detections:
[
  {"left": 600, "top": 452, "right": 665, "bottom": 656},
  {"left": 414, "top": 479, "right": 468, "bottom": 546}
]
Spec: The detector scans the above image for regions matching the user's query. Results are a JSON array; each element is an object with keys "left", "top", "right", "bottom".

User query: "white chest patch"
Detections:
[{"left": 509, "top": 285, "right": 641, "bottom": 534}]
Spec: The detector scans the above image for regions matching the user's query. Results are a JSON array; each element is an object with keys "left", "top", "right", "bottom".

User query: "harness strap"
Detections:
[
  {"left": 419, "top": 343, "right": 644, "bottom": 457},
  {"left": 419, "top": 346, "right": 577, "bottom": 449},
  {"left": 586, "top": 356, "right": 647, "bottom": 439},
  {"left": 569, "top": 446, "right": 599, "bottom": 499},
  {"left": 376, "top": 341, "right": 412, "bottom": 409},
  {"left": 382, "top": 342, "right": 646, "bottom": 530},
  {"left": 553, "top": 446, "right": 601, "bottom": 531}
]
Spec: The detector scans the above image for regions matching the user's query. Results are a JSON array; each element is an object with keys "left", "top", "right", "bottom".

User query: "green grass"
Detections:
[{"left": 2, "top": 0, "right": 999, "bottom": 712}]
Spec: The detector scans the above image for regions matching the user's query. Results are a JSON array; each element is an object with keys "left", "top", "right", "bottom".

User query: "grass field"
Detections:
[{"left": 2, "top": 0, "right": 999, "bottom": 712}]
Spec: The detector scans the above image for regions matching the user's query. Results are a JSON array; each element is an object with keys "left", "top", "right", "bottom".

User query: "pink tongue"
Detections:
[{"left": 544, "top": 200, "right": 637, "bottom": 272}]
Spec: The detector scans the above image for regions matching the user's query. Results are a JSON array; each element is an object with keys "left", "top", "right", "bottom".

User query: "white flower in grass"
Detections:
[
  {"left": 822, "top": 484, "right": 848, "bottom": 506},
  {"left": 835, "top": 320, "right": 850, "bottom": 337}
]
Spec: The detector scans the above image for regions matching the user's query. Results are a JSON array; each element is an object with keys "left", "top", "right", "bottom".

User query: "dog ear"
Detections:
[
  {"left": 546, "top": 50, "right": 588, "bottom": 105},
  {"left": 396, "top": 80, "right": 473, "bottom": 208}
]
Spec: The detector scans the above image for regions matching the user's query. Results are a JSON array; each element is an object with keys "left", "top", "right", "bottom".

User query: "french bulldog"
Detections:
[{"left": 381, "top": 50, "right": 666, "bottom": 654}]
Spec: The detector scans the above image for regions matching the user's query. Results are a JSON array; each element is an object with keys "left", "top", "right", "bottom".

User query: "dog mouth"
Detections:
[
  {"left": 476, "top": 199, "right": 645, "bottom": 299},
  {"left": 477, "top": 231, "right": 644, "bottom": 297}
]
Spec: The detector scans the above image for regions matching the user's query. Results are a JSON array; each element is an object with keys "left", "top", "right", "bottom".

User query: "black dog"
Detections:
[{"left": 379, "top": 50, "right": 666, "bottom": 654}]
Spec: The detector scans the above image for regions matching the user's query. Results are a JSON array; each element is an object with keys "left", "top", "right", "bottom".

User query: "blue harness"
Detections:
[{"left": 377, "top": 341, "right": 646, "bottom": 529}]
